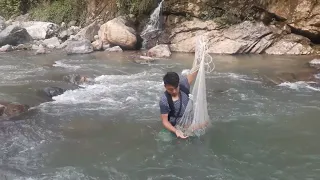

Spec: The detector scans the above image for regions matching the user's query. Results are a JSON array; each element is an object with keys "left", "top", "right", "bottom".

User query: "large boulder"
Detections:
[
  {"left": 104, "top": 16, "right": 137, "bottom": 49},
  {"left": 75, "top": 21, "right": 100, "bottom": 42},
  {"left": 0, "top": 25, "right": 32, "bottom": 46},
  {"left": 12, "top": 21, "right": 59, "bottom": 40},
  {"left": 265, "top": 34, "right": 314, "bottom": 55},
  {"left": 64, "top": 39, "right": 94, "bottom": 55}
]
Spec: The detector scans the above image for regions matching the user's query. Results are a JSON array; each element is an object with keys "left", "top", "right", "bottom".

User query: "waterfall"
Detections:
[{"left": 140, "top": 0, "right": 164, "bottom": 49}]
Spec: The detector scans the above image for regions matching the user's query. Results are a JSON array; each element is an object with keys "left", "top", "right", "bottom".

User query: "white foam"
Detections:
[
  {"left": 278, "top": 81, "right": 320, "bottom": 92},
  {"left": 53, "top": 60, "right": 81, "bottom": 70},
  {"left": 309, "top": 59, "right": 320, "bottom": 65}
]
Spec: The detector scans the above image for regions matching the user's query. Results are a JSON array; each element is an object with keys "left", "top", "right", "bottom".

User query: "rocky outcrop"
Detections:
[
  {"left": 169, "top": 20, "right": 275, "bottom": 54},
  {"left": 12, "top": 21, "right": 59, "bottom": 40},
  {"left": 267, "top": 0, "right": 320, "bottom": 43},
  {"left": 103, "top": 17, "right": 138, "bottom": 49},
  {"left": 265, "top": 34, "right": 314, "bottom": 55},
  {"left": 0, "top": 25, "right": 32, "bottom": 46},
  {"left": 147, "top": 44, "right": 171, "bottom": 57}
]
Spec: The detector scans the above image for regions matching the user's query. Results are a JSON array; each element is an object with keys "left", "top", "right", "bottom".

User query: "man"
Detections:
[{"left": 159, "top": 69, "right": 198, "bottom": 139}]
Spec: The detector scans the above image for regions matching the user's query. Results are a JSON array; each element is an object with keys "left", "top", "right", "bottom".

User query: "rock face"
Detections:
[
  {"left": 147, "top": 44, "right": 171, "bottom": 57},
  {"left": 267, "top": 0, "right": 320, "bottom": 43},
  {"left": 265, "top": 34, "right": 314, "bottom": 55},
  {"left": 12, "top": 21, "right": 59, "bottom": 40},
  {"left": 169, "top": 20, "right": 276, "bottom": 54},
  {"left": 104, "top": 17, "right": 137, "bottom": 49},
  {"left": 0, "top": 25, "right": 32, "bottom": 46}
]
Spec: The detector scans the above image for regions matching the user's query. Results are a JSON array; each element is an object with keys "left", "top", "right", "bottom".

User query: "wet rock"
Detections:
[
  {"left": 147, "top": 44, "right": 171, "bottom": 58},
  {"left": 63, "top": 74, "right": 91, "bottom": 85},
  {"left": 42, "top": 87, "right": 66, "bottom": 98},
  {"left": 0, "top": 101, "right": 29, "bottom": 119}
]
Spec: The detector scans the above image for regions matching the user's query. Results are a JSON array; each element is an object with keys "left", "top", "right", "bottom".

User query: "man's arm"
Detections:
[
  {"left": 161, "top": 114, "right": 176, "bottom": 133},
  {"left": 160, "top": 114, "right": 188, "bottom": 138},
  {"left": 187, "top": 69, "right": 198, "bottom": 85}
]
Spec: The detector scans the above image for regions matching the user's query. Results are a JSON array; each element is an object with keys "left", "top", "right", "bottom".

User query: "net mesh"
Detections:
[{"left": 176, "top": 36, "right": 215, "bottom": 137}]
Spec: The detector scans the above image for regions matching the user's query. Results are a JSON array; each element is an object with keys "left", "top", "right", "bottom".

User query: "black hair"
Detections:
[{"left": 163, "top": 72, "right": 179, "bottom": 88}]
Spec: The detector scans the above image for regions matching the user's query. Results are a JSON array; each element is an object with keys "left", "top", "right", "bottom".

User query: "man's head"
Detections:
[{"left": 163, "top": 72, "right": 180, "bottom": 97}]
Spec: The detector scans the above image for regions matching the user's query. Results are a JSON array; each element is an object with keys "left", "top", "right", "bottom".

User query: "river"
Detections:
[{"left": 0, "top": 51, "right": 319, "bottom": 180}]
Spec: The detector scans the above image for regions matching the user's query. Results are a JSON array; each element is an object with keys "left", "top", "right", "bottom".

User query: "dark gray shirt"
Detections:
[{"left": 159, "top": 75, "right": 190, "bottom": 125}]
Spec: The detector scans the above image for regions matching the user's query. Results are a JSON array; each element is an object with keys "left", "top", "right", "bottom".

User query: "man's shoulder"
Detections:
[
  {"left": 179, "top": 75, "right": 190, "bottom": 89},
  {"left": 159, "top": 92, "right": 168, "bottom": 105}
]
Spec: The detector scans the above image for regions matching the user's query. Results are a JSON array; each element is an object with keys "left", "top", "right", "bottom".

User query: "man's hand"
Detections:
[{"left": 175, "top": 129, "right": 188, "bottom": 139}]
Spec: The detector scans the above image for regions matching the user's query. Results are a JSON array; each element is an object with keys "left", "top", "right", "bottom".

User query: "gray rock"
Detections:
[
  {"left": 0, "top": 25, "right": 32, "bottom": 46},
  {"left": 43, "top": 37, "right": 60, "bottom": 49},
  {"left": 105, "top": 46, "right": 123, "bottom": 52},
  {"left": 65, "top": 39, "right": 94, "bottom": 55},
  {"left": 0, "top": 44, "right": 13, "bottom": 52}
]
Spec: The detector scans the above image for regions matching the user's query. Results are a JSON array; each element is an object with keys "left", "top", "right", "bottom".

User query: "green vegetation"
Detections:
[
  {"left": 116, "top": 0, "right": 157, "bottom": 17},
  {"left": 0, "top": 0, "right": 86, "bottom": 26},
  {"left": 29, "top": 0, "right": 86, "bottom": 26}
]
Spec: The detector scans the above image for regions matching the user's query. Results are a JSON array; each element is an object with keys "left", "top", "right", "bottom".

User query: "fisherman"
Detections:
[{"left": 159, "top": 68, "right": 198, "bottom": 139}]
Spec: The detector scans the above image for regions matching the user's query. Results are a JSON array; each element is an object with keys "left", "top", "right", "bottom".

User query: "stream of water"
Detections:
[{"left": 0, "top": 51, "right": 319, "bottom": 180}]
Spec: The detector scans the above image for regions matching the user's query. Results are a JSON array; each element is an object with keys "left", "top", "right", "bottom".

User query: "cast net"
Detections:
[{"left": 176, "top": 36, "right": 215, "bottom": 137}]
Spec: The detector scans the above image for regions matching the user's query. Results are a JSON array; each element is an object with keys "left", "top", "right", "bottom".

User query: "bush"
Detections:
[
  {"left": 30, "top": 0, "right": 86, "bottom": 25},
  {"left": 0, "top": 0, "right": 21, "bottom": 19},
  {"left": 116, "top": 0, "right": 157, "bottom": 17}
]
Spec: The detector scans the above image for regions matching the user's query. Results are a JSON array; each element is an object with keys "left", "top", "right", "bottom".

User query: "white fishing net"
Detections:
[{"left": 176, "top": 36, "right": 215, "bottom": 137}]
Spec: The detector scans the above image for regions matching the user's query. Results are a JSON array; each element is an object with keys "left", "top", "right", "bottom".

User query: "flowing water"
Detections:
[{"left": 0, "top": 51, "right": 320, "bottom": 180}]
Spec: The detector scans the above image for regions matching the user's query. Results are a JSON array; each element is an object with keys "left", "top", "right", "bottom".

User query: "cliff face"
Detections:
[{"left": 84, "top": 0, "right": 319, "bottom": 54}]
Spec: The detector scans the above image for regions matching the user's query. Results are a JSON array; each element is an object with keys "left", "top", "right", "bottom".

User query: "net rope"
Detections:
[{"left": 176, "top": 36, "right": 215, "bottom": 137}]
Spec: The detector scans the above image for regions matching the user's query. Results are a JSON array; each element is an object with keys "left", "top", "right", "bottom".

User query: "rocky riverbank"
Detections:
[{"left": 0, "top": 0, "right": 320, "bottom": 57}]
